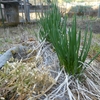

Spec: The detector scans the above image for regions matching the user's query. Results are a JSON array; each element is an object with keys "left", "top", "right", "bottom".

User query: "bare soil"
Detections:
[{"left": 77, "top": 18, "right": 100, "bottom": 34}]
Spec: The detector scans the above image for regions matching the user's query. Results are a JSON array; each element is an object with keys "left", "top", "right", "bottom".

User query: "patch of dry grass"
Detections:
[{"left": 0, "top": 60, "right": 55, "bottom": 100}]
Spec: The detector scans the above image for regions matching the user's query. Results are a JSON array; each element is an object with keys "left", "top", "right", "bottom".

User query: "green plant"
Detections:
[
  {"left": 39, "top": 4, "right": 100, "bottom": 77},
  {"left": 39, "top": 4, "right": 61, "bottom": 42}
]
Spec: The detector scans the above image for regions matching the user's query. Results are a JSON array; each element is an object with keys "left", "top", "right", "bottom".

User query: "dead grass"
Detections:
[{"left": 0, "top": 61, "right": 55, "bottom": 100}]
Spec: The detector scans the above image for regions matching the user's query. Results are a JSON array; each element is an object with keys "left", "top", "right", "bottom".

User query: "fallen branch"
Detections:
[{"left": 0, "top": 45, "right": 27, "bottom": 69}]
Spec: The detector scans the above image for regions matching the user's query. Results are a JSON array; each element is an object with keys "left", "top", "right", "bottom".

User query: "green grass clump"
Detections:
[
  {"left": 39, "top": 4, "right": 100, "bottom": 77},
  {"left": 39, "top": 4, "right": 61, "bottom": 42}
]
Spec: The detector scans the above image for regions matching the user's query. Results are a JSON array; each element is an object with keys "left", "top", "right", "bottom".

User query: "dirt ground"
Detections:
[
  {"left": 76, "top": 18, "right": 100, "bottom": 34},
  {"left": 66, "top": 17, "right": 100, "bottom": 34},
  {"left": 0, "top": 24, "right": 38, "bottom": 51}
]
